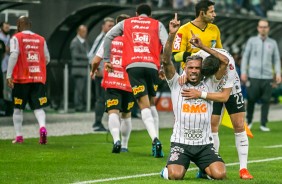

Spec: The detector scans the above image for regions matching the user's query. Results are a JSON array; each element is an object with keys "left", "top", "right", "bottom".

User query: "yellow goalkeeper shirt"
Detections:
[{"left": 172, "top": 21, "right": 222, "bottom": 68}]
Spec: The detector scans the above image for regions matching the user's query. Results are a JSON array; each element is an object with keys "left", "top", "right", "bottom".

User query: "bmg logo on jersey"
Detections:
[
  {"left": 27, "top": 51, "right": 40, "bottom": 62},
  {"left": 132, "top": 32, "right": 150, "bottom": 44},
  {"left": 182, "top": 103, "right": 207, "bottom": 113}
]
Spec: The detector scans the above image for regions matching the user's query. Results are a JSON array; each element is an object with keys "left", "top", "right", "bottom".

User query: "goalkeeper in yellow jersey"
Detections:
[{"left": 172, "top": 0, "right": 222, "bottom": 69}]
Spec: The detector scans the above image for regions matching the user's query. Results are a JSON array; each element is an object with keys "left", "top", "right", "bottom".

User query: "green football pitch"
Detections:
[{"left": 1, "top": 122, "right": 282, "bottom": 184}]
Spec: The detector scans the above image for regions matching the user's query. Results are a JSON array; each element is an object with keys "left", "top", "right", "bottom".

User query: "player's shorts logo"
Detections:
[
  {"left": 14, "top": 97, "right": 23, "bottom": 105},
  {"left": 39, "top": 97, "right": 47, "bottom": 105},
  {"left": 169, "top": 152, "right": 180, "bottom": 162},
  {"left": 127, "top": 102, "right": 134, "bottom": 110},
  {"left": 132, "top": 85, "right": 145, "bottom": 95},
  {"left": 153, "top": 85, "right": 158, "bottom": 92},
  {"left": 107, "top": 99, "right": 119, "bottom": 107}
]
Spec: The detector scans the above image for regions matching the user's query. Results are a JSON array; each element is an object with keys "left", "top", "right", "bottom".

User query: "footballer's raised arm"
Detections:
[{"left": 162, "top": 13, "right": 180, "bottom": 80}]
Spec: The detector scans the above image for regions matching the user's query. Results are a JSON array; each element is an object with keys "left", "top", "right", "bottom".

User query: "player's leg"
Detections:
[
  {"left": 204, "top": 161, "right": 226, "bottom": 180},
  {"left": 211, "top": 102, "right": 224, "bottom": 152},
  {"left": 11, "top": 83, "right": 29, "bottom": 143},
  {"left": 30, "top": 83, "right": 49, "bottom": 144},
  {"left": 195, "top": 144, "right": 226, "bottom": 180},
  {"left": 127, "top": 67, "right": 162, "bottom": 157},
  {"left": 260, "top": 79, "right": 273, "bottom": 131},
  {"left": 161, "top": 142, "right": 189, "bottom": 180},
  {"left": 120, "top": 91, "right": 134, "bottom": 152},
  {"left": 105, "top": 89, "right": 122, "bottom": 153},
  {"left": 93, "top": 76, "right": 106, "bottom": 131},
  {"left": 150, "top": 96, "right": 159, "bottom": 138},
  {"left": 127, "top": 68, "right": 159, "bottom": 141},
  {"left": 227, "top": 92, "right": 253, "bottom": 179},
  {"left": 246, "top": 78, "right": 260, "bottom": 128}
]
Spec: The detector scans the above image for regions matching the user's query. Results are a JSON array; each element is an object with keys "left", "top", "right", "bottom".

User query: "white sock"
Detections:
[
  {"left": 235, "top": 131, "right": 249, "bottom": 170},
  {"left": 108, "top": 113, "right": 120, "bottom": 143},
  {"left": 151, "top": 106, "right": 159, "bottom": 137},
  {"left": 212, "top": 132, "right": 220, "bottom": 153},
  {"left": 34, "top": 109, "right": 46, "bottom": 128},
  {"left": 141, "top": 108, "right": 158, "bottom": 141},
  {"left": 120, "top": 117, "right": 132, "bottom": 149},
  {"left": 160, "top": 167, "right": 169, "bottom": 180},
  {"left": 13, "top": 108, "right": 23, "bottom": 137}
]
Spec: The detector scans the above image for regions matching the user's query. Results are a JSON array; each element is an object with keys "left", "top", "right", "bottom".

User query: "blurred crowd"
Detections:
[{"left": 112, "top": 0, "right": 277, "bottom": 17}]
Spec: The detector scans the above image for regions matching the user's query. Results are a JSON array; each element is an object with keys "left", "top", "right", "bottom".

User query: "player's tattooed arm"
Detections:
[{"left": 162, "top": 13, "right": 180, "bottom": 80}]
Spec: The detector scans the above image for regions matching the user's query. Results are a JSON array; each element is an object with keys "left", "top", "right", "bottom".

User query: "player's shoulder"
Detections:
[
  {"left": 179, "top": 22, "right": 193, "bottom": 30},
  {"left": 207, "top": 23, "right": 220, "bottom": 30}
]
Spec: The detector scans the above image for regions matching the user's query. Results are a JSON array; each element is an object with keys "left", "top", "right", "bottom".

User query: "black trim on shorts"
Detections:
[{"left": 213, "top": 92, "right": 245, "bottom": 115}]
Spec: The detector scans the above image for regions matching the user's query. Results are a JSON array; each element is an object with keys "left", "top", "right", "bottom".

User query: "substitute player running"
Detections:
[
  {"left": 160, "top": 14, "right": 228, "bottom": 180},
  {"left": 90, "top": 14, "right": 134, "bottom": 153}
]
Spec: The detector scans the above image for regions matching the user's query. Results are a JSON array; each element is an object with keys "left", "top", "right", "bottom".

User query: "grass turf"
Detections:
[{"left": 1, "top": 121, "right": 282, "bottom": 184}]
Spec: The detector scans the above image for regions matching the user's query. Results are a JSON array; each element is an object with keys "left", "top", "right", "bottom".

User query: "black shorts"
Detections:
[
  {"left": 105, "top": 88, "right": 135, "bottom": 113},
  {"left": 213, "top": 92, "right": 245, "bottom": 115},
  {"left": 126, "top": 67, "right": 159, "bottom": 99},
  {"left": 167, "top": 142, "right": 224, "bottom": 170},
  {"left": 12, "top": 83, "right": 49, "bottom": 110}
]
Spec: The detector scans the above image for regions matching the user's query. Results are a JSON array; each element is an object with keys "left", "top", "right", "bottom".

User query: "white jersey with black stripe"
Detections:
[
  {"left": 167, "top": 73, "right": 218, "bottom": 145},
  {"left": 195, "top": 48, "right": 242, "bottom": 95}
]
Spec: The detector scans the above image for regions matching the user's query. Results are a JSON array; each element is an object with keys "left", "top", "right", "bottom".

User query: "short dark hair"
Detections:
[
  {"left": 0, "top": 21, "right": 9, "bottom": 28},
  {"left": 136, "top": 4, "right": 151, "bottom": 16},
  {"left": 201, "top": 55, "right": 220, "bottom": 77},
  {"left": 195, "top": 0, "right": 215, "bottom": 17},
  {"left": 116, "top": 14, "right": 130, "bottom": 23}
]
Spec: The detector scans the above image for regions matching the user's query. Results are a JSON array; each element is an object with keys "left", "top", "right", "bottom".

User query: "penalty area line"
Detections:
[{"left": 72, "top": 156, "right": 282, "bottom": 184}]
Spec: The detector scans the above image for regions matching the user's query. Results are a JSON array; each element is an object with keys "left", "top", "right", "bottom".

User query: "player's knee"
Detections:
[
  {"left": 168, "top": 169, "right": 185, "bottom": 180},
  {"left": 168, "top": 172, "right": 184, "bottom": 180},
  {"left": 211, "top": 170, "right": 226, "bottom": 180}
]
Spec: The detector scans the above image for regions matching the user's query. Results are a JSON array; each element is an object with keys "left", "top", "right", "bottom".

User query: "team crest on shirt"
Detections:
[{"left": 169, "top": 152, "right": 180, "bottom": 161}]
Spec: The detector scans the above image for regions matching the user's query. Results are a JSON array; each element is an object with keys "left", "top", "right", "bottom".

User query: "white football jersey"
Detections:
[
  {"left": 167, "top": 73, "right": 218, "bottom": 145},
  {"left": 195, "top": 48, "right": 242, "bottom": 95}
]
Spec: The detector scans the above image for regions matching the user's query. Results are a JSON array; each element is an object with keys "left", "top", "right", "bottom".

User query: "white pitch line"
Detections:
[
  {"left": 264, "top": 145, "right": 282, "bottom": 148},
  {"left": 72, "top": 156, "right": 282, "bottom": 184}
]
